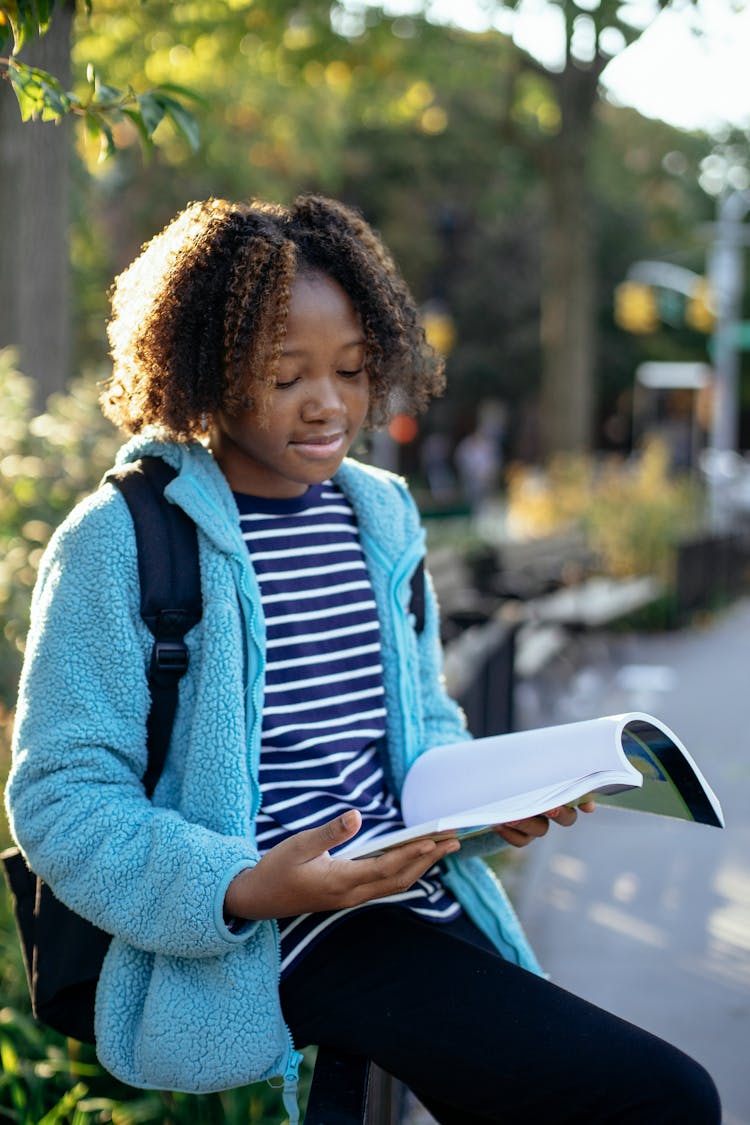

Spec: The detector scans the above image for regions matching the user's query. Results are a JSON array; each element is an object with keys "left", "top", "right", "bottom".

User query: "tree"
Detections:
[
  {"left": 484, "top": 0, "right": 674, "bottom": 454},
  {"left": 0, "top": 0, "right": 200, "bottom": 404},
  {"left": 232, "top": 0, "right": 709, "bottom": 456},
  {"left": 298, "top": 0, "right": 711, "bottom": 456},
  {"left": 0, "top": 4, "right": 74, "bottom": 406},
  {"left": 1, "top": 0, "right": 717, "bottom": 453}
]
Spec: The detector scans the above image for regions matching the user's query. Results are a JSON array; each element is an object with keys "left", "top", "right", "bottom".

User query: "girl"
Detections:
[{"left": 6, "top": 196, "right": 720, "bottom": 1123}]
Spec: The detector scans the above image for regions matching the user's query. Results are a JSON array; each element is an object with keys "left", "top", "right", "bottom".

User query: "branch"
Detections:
[{"left": 0, "top": 56, "right": 203, "bottom": 159}]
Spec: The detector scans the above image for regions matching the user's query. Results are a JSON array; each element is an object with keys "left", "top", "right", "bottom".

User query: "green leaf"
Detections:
[
  {"left": 82, "top": 109, "right": 116, "bottom": 160},
  {"left": 4, "top": 0, "right": 25, "bottom": 54},
  {"left": 93, "top": 81, "right": 123, "bottom": 107},
  {"left": 37, "top": 1083, "right": 90, "bottom": 1125},
  {"left": 13, "top": 0, "right": 43, "bottom": 55},
  {"left": 153, "top": 91, "right": 200, "bottom": 151},
  {"left": 8, "top": 59, "right": 70, "bottom": 122},
  {"left": 154, "top": 80, "right": 210, "bottom": 107},
  {"left": 96, "top": 116, "right": 116, "bottom": 162},
  {"left": 122, "top": 105, "right": 154, "bottom": 161},
  {"left": 136, "top": 91, "right": 165, "bottom": 137},
  {"left": 83, "top": 109, "right": 100, "bottom": 142},
  {"left": 34, "top": 0, "right": 54, "bottom": 35}
]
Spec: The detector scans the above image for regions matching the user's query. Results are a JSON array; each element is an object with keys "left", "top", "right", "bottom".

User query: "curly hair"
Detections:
[{"left": 102, "top": 195, "right": 445, "bottom": 438}]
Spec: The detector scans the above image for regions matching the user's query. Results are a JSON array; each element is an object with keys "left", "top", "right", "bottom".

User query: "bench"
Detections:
[
  {"left": 426, "top": 544, "right": 500, "bottom": 643},
  {"left": 472, "top": 527, "right": 598, "bottom": 602},
  {"left": 526, "top": 575, "right": 663, "bottom": 631},
  {"left": 304, "top": 1049, "right": 401, "bottom": 1124},
  {"left": 443, "top": 616, "right": 517, "bottom": 736}
]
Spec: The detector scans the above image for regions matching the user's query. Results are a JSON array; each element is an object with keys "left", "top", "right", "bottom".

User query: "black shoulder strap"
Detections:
[
  {"left": 105, "top": 456, "right": 202, "bottom": 797},
  {"left": 410, "top": 558, "right": 426, "bottom": 636}
]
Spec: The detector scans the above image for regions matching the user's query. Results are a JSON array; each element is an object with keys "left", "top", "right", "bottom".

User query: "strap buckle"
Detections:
[{"left": 150, "top": 640, "right": 189, "bottom": 686}]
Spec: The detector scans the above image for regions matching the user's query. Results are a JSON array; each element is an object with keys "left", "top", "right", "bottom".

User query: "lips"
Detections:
[{"left": 289, "top": 433, "right": 346, "bottom": 458}]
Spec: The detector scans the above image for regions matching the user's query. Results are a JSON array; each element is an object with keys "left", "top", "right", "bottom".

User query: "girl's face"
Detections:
[{"left": 212, "top": 271, "right": 370, "bottom": 497}]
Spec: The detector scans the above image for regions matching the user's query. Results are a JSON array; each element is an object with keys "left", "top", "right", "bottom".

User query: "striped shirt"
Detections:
[{"left": 235, "top": 481, "right": 460, "bottom": 975}]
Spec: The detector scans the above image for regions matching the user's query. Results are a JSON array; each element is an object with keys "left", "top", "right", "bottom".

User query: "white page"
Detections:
[{"left": 400, "top": 714, "right": 640, "bottom": 826}]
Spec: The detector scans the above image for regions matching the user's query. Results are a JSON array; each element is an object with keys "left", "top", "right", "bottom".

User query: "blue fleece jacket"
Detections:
[{"left": 6, "top": 436, "right": 541, "bottom": 1094}]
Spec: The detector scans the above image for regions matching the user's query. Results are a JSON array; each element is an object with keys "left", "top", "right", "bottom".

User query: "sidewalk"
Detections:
[
  {"left": 516, "top": 599, "right": 750, "bottom": 1125},
  {"left": 406, "top": 598, "right": 750, "bottom": 1124}
]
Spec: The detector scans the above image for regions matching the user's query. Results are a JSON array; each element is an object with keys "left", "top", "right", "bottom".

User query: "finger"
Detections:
[
  {"left": 513, "top": 815, "right": 550, "bottom": 838},
  {"left": 368, "top": 834, "right": 459, "bottom": 878},
  {"left": 294, "top": 810, "right": 362, "bottom": 860},
  {"left": 548, "top": 806, "right": 578, "bottom": 828},
  {"left": 579, "top": 800, "right": 596, "bottom": 813},
  {"left": 495, "top": 816, "right": 549, "bottom": 847},
  {"left": 494, "top": 824, "right": 538, "bottom": 849},
  {"left": 354, "top": 836, "right": 461, "bottom": 895}
]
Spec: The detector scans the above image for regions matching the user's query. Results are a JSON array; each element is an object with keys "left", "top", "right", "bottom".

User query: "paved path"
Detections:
[
  {"left": 406, "top": 599, "right": 750, "bottom": 1124},
  {"left": 516, "top": 600, "right": 750, "bottom": 1124}
]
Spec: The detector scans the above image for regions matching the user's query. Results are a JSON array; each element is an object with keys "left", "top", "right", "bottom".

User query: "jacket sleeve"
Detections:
[{"left": 5, "top": 489, "right": 260, "bottom": 959}]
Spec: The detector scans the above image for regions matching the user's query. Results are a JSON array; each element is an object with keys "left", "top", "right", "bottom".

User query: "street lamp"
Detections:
[{"left": 703, "top": 190, "right": 750, "bottom": 528}]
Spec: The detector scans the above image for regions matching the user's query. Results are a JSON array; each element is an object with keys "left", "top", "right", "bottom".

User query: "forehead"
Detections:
[{"left": 283, "top": 271, "right": 362, "bottom": 346}]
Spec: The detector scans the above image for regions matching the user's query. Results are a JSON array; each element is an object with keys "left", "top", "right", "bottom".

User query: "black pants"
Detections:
[{"left": 280, "top": 907, "right": 721, "bottom": 1124}]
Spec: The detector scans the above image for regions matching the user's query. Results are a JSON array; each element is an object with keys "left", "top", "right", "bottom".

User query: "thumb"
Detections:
[{"left": 297, "top": 810, "right": 362, "bottom": 858}]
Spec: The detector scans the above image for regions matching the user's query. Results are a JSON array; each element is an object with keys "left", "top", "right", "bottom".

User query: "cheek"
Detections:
[{"left": 349, "top": 381, "right": 371, "bottom": 424}]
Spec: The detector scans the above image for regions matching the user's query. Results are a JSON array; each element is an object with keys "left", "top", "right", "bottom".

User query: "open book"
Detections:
[{"left": 339, "top": 712, "right": 724, "bottom": 860}]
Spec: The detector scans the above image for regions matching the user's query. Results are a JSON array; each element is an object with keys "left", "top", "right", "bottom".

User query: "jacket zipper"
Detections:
[
  {"left": 360, "top": 531, "right": 424, "bottom": 785},
  {"left": 234, "top": 550, "right": 305, "bottom": 1115}
]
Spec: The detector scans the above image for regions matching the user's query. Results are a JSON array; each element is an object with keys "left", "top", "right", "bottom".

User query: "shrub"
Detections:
[
  {"left": 505, "top": 440, "right": 704, "bottom": 583},
  {"left": 0, "top": 351, "right": 121, "bottom": 706}
]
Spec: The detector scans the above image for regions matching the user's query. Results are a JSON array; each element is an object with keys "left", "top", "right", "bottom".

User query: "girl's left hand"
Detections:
[{"left": 492, "top": 800, "right": 596, "bottom": 849}]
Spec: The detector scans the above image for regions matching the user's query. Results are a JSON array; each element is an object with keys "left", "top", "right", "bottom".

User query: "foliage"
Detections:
[
  {"left": 60, "top": 3, "right": 715, "bottom": 450},
  {"left": 0, "top": 350, "right": 121, "bottom": 706},
  {"left": 0, "top": 0, "right": 202, "bottom": 160},
  {"left": 505, "top": 438, "right": 704, "bottom": 582},
  {"left": 0, "top": 996, "right": 313, "bottom": 1123}
]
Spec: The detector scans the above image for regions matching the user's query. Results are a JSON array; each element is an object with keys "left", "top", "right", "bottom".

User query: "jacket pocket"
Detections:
[{"left": 96, "top": 923, "right": 290, "bottom": 1093}]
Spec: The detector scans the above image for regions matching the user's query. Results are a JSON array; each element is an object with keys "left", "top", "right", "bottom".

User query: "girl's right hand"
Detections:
[{"left": 223, "top": 810, "right": 461, "bottom": 921}]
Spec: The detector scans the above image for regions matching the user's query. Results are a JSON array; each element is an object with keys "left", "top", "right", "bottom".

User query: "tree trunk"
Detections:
[
  {"left": 536, "top": 59, "right": 603, "bottom": 458},
  {"left": 0, "top": 4, "right": 74, "bottom": 408},
  {"left": 538, "top": 141, "right": 596, "bottom": 456}
]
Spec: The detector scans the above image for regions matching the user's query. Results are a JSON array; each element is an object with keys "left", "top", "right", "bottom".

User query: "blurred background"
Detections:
[{"left": 1, "top": 1, "right": 750, "bottom": 1122}]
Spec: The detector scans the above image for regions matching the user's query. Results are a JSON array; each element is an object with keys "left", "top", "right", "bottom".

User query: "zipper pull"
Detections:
[{"left": 282, "top": 1050, "right": 304, "bottom": 1125}]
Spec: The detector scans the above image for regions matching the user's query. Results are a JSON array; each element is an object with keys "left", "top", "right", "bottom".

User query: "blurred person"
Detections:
[{"left": 455, "top": 400, "right": 507, "bottom": 513}]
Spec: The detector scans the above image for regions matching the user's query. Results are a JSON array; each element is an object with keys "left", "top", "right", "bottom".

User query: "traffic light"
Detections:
[
  {"left": 614, "top": 281, "right": 659, "bottom": 334},
  {"left": 685, "top": 278, "right": 715, "bottom": 333}
]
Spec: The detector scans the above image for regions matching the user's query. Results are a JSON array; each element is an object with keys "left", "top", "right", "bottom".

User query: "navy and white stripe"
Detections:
[{"left": 235, "top": 481, "right": 460, "bottom": 974}]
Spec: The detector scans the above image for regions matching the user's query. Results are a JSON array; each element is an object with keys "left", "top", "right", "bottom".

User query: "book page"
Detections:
[
  {"left": 598, "top": 720, "right": 724, "bottom": 826},
  {"left": 400, "top": 716, "right": 639, "bottom": 827}
]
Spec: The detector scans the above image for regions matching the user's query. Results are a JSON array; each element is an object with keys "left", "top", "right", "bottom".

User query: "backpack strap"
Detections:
[
  {"left": 104, "top": 456, "right": 202, "bottom": 797},
  {"left": 410, "top": 558, "right": 426, "bottom": 636}
]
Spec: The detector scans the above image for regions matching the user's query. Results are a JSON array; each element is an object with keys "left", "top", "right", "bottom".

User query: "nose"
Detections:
[{"left": 301, "top": 374, "right": 345, "bottom": 422}]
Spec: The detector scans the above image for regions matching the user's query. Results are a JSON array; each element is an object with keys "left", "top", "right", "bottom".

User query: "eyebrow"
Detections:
[{"left": 281, "top": 339, "right": 366, "bottom": 358}]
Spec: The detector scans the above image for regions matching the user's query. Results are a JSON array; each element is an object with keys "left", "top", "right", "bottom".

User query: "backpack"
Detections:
[
  {"left": 1, "top": 455, "right": 426, "bottom": 1043},
  {"left": 1, "top": 457, "right": 200, "bottom": 1043}
]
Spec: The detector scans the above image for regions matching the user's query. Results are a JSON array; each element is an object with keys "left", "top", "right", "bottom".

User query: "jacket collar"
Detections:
[
  {"left": 115, "top": 434, "right": 244, "bottom": 556},
  {"left": 114, "top": 434, "right": 417, "bottom": 564}
]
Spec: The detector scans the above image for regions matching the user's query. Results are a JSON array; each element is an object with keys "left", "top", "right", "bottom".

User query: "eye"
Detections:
[
  {"left": 337, "top": 367, "right": 365, "bottom": 378},
  {"left": 275, "top": 377, "right": 299, "bottom": 390}
]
